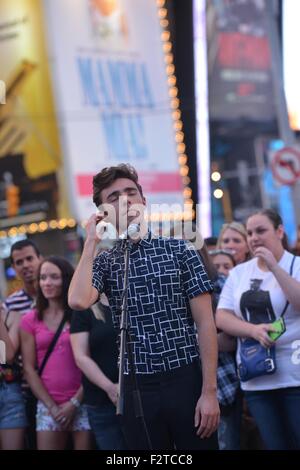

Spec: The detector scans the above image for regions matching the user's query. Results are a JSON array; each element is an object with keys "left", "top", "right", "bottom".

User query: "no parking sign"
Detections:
[{"left": 271, "top": 146, "right": 300, "bottom": 185}]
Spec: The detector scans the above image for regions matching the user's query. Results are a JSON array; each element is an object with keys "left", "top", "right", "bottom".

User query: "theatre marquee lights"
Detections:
[{"left": 157, "top": 0, "right": 194, "bottom": 219}]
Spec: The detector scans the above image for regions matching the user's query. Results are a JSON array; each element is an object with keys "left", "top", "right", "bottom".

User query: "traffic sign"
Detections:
[{"left": 271, "top": 146, "right": 300, "bottom": 185}]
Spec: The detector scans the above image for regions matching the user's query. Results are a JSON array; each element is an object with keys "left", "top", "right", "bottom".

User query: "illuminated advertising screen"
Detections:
[
  {"left": 283, "top": 0, "right": 300, "bottom": 131},
  {"left": 206, "top": 0, "right": 276, "bottom": 122},
  {"left": 0, "top": 0, "right": 69, "bottom": 230}
]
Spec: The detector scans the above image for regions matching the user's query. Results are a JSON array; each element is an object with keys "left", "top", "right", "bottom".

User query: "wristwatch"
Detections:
[{"left": 70, "top": 397, "right": 81, "bottom": 409}]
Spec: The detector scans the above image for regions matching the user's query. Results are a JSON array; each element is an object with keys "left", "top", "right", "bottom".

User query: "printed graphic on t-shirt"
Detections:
[{"left": 240, "top": 279, "right": 276, "bottom": 324}]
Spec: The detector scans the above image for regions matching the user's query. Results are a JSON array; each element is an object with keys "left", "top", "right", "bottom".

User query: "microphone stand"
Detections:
[
  {"left": 116, "top": 238, "right": 152, "bottom": 450},
  {"left": 116, "top": 238, "right": 131, "bottom": 417}
]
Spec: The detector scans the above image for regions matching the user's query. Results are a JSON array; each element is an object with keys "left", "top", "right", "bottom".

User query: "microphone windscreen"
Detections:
[
  {"left": 127, "top": 223, "right": 140, "bottom": 239},
  {"left": 96, "top": 221, "right": 117, "bottom": 241}
]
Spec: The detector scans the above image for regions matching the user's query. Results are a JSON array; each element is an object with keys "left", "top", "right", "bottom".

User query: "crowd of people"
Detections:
[{"left": 1, "top": 163, "right": 300, "bottom": 451}]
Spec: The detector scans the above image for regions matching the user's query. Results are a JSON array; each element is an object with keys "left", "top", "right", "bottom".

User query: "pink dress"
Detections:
[{"left": 20, "top": 310, "right": 81, "bottom": 405}]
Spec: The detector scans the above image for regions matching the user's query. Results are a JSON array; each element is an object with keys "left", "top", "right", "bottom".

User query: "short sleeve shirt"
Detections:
[
  {"left": 218, "top": 251, "right": 300, "bottom": 391},
  {"left": 92, "top": 233, "right": 213, "bottom": 374},
  {"left": 70, "top": 306, "right": 119, "bottom": 406}
]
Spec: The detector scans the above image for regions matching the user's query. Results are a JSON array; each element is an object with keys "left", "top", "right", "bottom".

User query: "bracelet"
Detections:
[{"left": 70, "top": 397, "right": 81, "bottom": 409}]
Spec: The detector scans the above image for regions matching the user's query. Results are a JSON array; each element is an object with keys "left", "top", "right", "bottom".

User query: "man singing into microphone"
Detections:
[{"left": 68, "top": 164, "right": 219, "bottom": 450}]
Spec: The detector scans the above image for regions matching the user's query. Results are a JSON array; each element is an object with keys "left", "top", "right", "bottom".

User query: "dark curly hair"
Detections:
[{"left": 93, "top": 163, "right": 144, "bottom": 207}]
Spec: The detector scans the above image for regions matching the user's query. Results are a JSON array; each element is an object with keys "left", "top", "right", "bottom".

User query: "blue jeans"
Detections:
[
  {"left": 245, "top": 387, "right": 300, "bottom": 450},
  {"left": 86, "top": 402, "right": 127, "bottom": 450},
  {"left": 218, "top": 392, "right": 243, "bottom": 450}
]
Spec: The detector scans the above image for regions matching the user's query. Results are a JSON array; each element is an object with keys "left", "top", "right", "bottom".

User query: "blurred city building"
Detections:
[{"left": 0, "top": 0, "right": 299, "bottom": 295}]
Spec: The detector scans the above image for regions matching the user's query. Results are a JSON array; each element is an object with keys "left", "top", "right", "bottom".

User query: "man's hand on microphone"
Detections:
[
  {"left": 85, "top": 213, "right": 103, "bottom": 242},
  {"left": 194, "top": 391, "right": 220, "bottom": 439}
]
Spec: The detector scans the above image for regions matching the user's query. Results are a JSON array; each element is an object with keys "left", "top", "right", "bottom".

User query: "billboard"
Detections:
[
  {"left": 283, "top": 0, "right": 300, "bottom": 131},
  {"left": 42, "top": 0, "right": 184, "bottom": 222},
  {"left": 206, "top": 0, "right": 276, "bottom": 122},
  {"left": 0, "top": 0, "right": 69, "bottom": 229}
]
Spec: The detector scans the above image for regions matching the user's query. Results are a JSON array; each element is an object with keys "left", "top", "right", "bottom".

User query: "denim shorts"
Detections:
[
  {"left": 36, "top": 401, "right": 91, "bottom": 432},
  {"left": 0, "top": 381, "right": 28, "bottom": 430}
]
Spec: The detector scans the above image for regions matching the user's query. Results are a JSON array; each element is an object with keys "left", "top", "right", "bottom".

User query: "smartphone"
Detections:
[{"left": 268, "top": 317, "right": 286, "bottom": 341}]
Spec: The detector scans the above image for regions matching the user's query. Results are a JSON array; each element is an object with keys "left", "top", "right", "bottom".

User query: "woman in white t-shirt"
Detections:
[{"left": 216, "top": 209, "right": 300, "bottom": 450}]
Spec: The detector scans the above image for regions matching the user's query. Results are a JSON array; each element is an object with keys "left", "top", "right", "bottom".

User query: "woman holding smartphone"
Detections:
[{"left": 216, "top": 209, "right": 300, "bottom": 450}]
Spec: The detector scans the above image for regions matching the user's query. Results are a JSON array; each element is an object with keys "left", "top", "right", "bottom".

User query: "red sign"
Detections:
[
  {"left": 271, "top": 147, "right": 300, "bottom": 185},
  {"left": 76, "top": 172, "right": 182, "bottom": 196}
]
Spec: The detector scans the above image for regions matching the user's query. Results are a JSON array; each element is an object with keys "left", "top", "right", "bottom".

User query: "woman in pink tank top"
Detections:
[{"left": 20, "top": 256, "right": 91, "bottom": 450}]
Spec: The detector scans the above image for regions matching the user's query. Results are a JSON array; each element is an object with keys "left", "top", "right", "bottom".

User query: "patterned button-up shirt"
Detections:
[{"left": 92, "top": 232, "right": 213, "bottom": 374}]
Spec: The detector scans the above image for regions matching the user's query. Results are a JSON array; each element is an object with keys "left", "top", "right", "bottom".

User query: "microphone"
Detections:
[
  {"left": 119, "top": 223, "right": 140, "bottom": 241},
  {"left": 96, "top": 221, "right": 118, "bottom": 241}
]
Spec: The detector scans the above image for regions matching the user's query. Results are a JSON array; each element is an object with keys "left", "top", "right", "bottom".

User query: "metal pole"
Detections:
[{"left": 116, "top": 241, "right": 131, "bottom": 416}]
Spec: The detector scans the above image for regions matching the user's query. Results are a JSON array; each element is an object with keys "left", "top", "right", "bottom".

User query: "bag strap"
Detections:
[
  {"left": 280, "top": 255, "right": 296, "bottom": 318},
  {"left": 4, "top": 308, "right": 10, "bottom": 330},
  {"left": 38, "top": 313, "right": 68, "bottom": 376}
]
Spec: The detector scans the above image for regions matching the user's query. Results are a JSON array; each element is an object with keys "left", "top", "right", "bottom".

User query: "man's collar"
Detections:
[
  {"left": 126, "top": 227, "right": 153, "bottom": 247},
  {"left": 110, "top": 228, "right": 154, "bottom": 252},
  {"left": 139, "top": 229, "right": 153, "bottom": 247}
]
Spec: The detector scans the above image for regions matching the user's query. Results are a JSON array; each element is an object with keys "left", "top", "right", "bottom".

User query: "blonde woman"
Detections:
[
  {"left": 70, "top": 297, "right": 126, "bottom": 450},
  {"left": 217, "top": 221, "right": 250, "bottom": 265}
]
